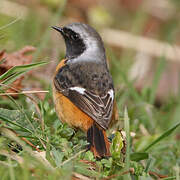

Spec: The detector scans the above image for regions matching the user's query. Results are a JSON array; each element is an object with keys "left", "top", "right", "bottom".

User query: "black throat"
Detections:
[
  {"left": 65, "top": 37, "right": 86, "bottom": 59},
  {"left": 62, "top": 28, "right": 86, "bottom": 59}
]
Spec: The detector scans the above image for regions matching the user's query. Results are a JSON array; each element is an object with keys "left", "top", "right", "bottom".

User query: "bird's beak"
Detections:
[{"left": 51, "top": 26, "right": 64, "bottom": 34}]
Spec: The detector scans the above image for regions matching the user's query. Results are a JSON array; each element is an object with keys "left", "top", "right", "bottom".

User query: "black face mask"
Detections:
[{"left": 62, "top": 28, "right": 86, "bottom": 59}]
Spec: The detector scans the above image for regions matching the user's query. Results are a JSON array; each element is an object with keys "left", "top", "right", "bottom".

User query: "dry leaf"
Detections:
[{"left": 0, "top": 46, "right": 36, "bottom": 97}]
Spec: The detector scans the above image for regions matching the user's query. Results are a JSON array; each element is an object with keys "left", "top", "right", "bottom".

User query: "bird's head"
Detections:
[{"left": 52, "top": 23, "right": 106, "bottom": 62}]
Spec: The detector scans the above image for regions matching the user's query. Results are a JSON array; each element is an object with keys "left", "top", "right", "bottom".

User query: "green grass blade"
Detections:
[
  {"left": 130, "top": 152, "right": 149, "bottom": 162},
  {"left": 149, "top": 57, "right": 166, "bottom": 104},
  {"left": 123, "top": 107, "right": 131, "bottom": 179},
  {"left": 163, "top": 177, "right": 176, "bottom": 180},
  {"left": 0, "top": 61, "right": 48, "bottom": 80},
  {"left": 143, "top": 122, "right": 180, "bottom": 152},
  {"left": 33, "top": 0, "right": 67, "bottom": 60},
  {"left": 0, "top": 111, "right": 33, "bottom": 134},
  {"left": 144, "top": 157, "right": 155, "bottom": 173},
  {"left": 175, "top": 163, "right": 180, "bottom": 180},
  {"left": 1, "top": 71, "right": 27, "bottom": 86},
  {"left": 0, "top": 116, "right": 32, "bottom": 134},
  {"left": 8, "top": 158, "right": 15, "bottom": 180},
  {"left": 119, "top": 70, "right": 142, "bottom": 102}
]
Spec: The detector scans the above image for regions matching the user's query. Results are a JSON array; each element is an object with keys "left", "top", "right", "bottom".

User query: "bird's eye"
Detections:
[{"left": 71, "top": 34, "right": 79, "bottom": 41}]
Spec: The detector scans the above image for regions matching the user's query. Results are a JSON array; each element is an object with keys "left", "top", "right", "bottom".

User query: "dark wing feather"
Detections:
[{"left": 63, "top": 86, "right": 114, "bottom": 130}]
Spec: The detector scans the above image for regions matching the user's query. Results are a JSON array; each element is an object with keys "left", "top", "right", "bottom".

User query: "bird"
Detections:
[{"left": 52, "top": 22, "right": 118, "bottom": 158}]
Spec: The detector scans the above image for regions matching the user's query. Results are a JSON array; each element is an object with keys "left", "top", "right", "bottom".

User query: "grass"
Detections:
[{"left": 0, "top": 1, "right": 180, "bottom": 179}]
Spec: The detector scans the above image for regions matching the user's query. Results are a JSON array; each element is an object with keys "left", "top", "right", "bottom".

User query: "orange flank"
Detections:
[{"left": 53, "top": 89, "right": 94, "bottom": 131}]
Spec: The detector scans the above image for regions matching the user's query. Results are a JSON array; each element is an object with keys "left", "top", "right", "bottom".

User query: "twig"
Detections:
[
  {"left": 21, "top": 137, "right": 41, "bottom": 152},
  {"left": 149, "top": 171, "right": 168, "bottom": 178},
  {"left": 1, "top": 126, "right": 41, "bottom": 152}
]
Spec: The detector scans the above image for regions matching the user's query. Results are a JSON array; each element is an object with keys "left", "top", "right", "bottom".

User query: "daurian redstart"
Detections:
[{"left": 52, "top": 23, "right": 117, "bottom": 158}]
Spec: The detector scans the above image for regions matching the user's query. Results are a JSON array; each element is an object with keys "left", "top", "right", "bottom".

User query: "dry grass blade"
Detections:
[
  {"left": 101, "top": 28, "right": 180, "bottom": 61},
  {"left": 58, "top": 149, "right": 86, "bottom": 167},
  {"left": 0, "top": 127, "right": 54, "bottom": 170},
  {"left": 0, "top": 17, "right": 21, "bottom": 30},
  {"left": 0, "top": 82, "right": 47, "bottom": 145},
  {"left": 72, "top": 172, "right": 91, "bottom": 180},
  {"left": 0, "top": 90, "right": 49, "bottom": 96},
  {"left": 0, "top": 150, "right": 24, "bottom": 164},
  {"left": 143, "top": 0, "right": 175, "bottom": 20}
]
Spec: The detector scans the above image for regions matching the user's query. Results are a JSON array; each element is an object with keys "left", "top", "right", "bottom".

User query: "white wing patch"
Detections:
[
  {"left": 108, "top": 89, "right": 114, "bottom": 99},
  {"left": 69, "top": 87, "right": 86, "bottom": 94}
]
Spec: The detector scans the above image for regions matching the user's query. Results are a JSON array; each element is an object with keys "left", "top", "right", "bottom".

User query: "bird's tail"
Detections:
[{"left": 87, "top": 123, "right": 110, "bottom": 158}]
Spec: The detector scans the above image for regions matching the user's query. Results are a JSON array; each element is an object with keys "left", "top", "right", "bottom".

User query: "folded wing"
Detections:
[{"left": 54, "top": 77, "right": 114, "bottom": 129}]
